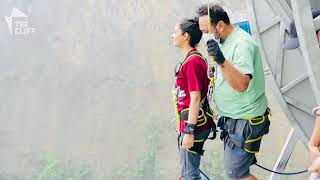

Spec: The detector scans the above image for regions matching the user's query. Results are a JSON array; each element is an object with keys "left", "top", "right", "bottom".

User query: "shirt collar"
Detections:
[
  {"left": 186, "top": 48, "right": 197, "bottom": 55},
  {"left": 221, "top": 27, "right": 238, "bottom": 46}
]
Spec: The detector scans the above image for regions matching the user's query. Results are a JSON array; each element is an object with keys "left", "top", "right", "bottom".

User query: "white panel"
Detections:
[
  {"left": 253, "top": 0, "right": 278, "bottom": 31},
  {"left": 260, "top": 24, "right": 281, "bottom": 77},
  {"left": 281, "top": 47, "right": 307, "bottom": 87},
  {"left": 285, "top": 79, "right": 317, "bottom": 109},
  {"left": 289, "top": 105, "right": 315, "bottom": 138}
]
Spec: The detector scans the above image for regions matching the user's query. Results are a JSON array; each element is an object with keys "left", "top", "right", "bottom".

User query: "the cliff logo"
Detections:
[{"left": 4, "top": 8, "right": 35, "bottom": 36}]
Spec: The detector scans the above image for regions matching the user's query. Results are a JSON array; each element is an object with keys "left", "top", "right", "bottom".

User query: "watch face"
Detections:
[{"left": 184, "top": 124, "right": 195, "bottom": 134}]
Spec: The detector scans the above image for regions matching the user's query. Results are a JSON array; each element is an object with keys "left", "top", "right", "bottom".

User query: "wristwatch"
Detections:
[
  {"left": 184, "top": 123, "right": 196, "bottom": 135},
  {"left": 313, "top": 107, "right": 320, "bottom": 116}
]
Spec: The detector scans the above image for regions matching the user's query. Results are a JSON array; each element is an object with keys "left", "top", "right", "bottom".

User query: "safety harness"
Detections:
[
  {"left": 172, "top": 51, "right": 217, "bottom": 138},
  {"left": 172, "top": 51, "right": 217, "bottom": 180},
  {"left": 218, "top": 108, "right": 272, "bottom": 154}
]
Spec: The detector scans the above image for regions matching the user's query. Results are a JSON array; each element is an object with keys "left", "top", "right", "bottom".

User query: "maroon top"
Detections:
[{"left": 176, "top": 48, "right": 212, "bottom": 132}]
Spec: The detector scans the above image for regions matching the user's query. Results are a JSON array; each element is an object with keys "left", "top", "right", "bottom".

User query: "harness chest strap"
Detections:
[{"left": 172, "top": 52, "right": 211, "bottom": 130}]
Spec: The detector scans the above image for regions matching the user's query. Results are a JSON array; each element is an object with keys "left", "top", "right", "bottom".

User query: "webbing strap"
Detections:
[
  {"left": 241, "top": 108, "right": 272, "bottom": 125},
  {"left": 176, "top": 52, "right": 207, "bottom": 76}
]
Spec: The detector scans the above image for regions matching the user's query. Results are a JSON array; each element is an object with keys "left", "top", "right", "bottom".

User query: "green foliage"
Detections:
[
  {"left": 0, "top": 156, "right": 91, "bottom": 180},
  {"left": 112, "top": 118, "right": 164, "bottom": 180},
  {"left": 35, "top": 157, "right": 63, "bottom": 180},
  {"left": 34, "top": 156, "right": 90, "bottom": 180},
  {"left": 133, "top": 120, "right": 162, "bottom": 180}
]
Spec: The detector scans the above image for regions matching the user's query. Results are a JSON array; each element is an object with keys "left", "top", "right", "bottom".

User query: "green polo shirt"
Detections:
[{"left": 214, "top": 27, "right": 268, "bottom": 119}]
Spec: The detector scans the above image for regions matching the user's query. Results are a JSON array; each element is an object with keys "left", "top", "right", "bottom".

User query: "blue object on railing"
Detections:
[{"left": 234, "top": 21, "right": 252, "bottom": 35}]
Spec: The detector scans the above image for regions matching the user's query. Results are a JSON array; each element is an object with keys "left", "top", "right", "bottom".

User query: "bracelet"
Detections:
[
  {"left": 184, "top": 123, "right": 196, "bottom": 135},
  {"left": 312, "top": 107, "right": 320, "bottom": 116}
]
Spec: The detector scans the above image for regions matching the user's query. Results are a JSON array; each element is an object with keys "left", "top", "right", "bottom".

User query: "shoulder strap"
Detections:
[
  {"left": 182, "top": 52, "right": 206, "bottom": 65},
  {"left": 175, "top": 51, "right": 206, "bottom": 77}
]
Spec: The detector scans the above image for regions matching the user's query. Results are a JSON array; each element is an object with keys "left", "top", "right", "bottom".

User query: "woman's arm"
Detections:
[
  {"left": 187, "top": 91, "right": 201, "bottom": 125},
  {"left": 182, "top": 91, "right": 201, "bottom": 150}
]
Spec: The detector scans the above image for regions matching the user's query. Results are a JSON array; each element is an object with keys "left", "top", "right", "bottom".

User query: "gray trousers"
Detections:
[{"left": 180, "top": 129, "right": 210, "bottom": 180}]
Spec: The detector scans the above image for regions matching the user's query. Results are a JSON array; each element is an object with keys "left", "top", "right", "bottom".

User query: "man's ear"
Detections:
[{"left": 220, "top": 21, "right": 226, "bottom": 32}]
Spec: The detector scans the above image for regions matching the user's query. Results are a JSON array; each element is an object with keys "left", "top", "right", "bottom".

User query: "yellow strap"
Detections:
[
  {"left": 249, "top": 117, "right": 266, "bottom": 126},
  {"left": 207, "top": 1, "right": 211, "bottom": 34},
  {"left": 194, "top": 139, "right": 205, "bottom": 143},
  {"left": 245, "top": 136, "right": 263, "bottom": 143},
  {"left": 172, "top": 89, "right": 180, "bottom": 129},
  {"left": 180, "top": 107, "right": 211, "bottom": 127},
  {"left": 241, "top": 109, "right": 271, "bottom": 125},
  {"left": 210, "top": 78, "right": 215, "bottom": 86},
  {"left": 241, "top": 116, "right": 268, "bottom": 125},
  {"left": 176, "top": 53, "right": 208, "bottom": 78},
  {"left": 180, "top": 54, "right": 207, "bottom": 67},
  {"left": 197, "top": 114, "right": 207, "bottom": 126},
  {"left": 197, "top": 118, "right": 205, "bottom": 122},
  {"left": 206, "top": 1, "right": 217, "bottom": 65},
  {"left": 244, "top": 148, "right": 259, "bottom": 154},
  {"left": 241, "top": 115, "right": 266, "bottom": 121},
  {"left": 205, "top": 111, "right": 214, "bottom": 118},
  {"left": 244, "top": 135, "right": 264, "bottom": 154}
]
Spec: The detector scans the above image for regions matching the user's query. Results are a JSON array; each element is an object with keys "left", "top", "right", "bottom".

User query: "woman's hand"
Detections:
[{"left": 182, "top": 134, "right": 194, "bottom": 149}]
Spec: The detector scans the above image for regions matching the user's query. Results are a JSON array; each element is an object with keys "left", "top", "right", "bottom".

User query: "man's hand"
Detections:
[
  {"left": 309, "top": 157, "right": 320, "bottom": 174},
  {"left": 309, "top": 163, "right": 320, "bottom": 174},
  {"left": 207, "top": 39, "right": 225, "bottom": 65},
  {"left": 182, "top": 134, "right": 194, "bottom": 149},
  {"left": 309, "top": 144, "right": 320, "bottom": 160}
]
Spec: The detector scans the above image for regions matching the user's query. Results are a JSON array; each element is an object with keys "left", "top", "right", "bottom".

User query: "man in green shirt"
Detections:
[{"left": 196, "top": 4, "right": 270, "bottom": 180}]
